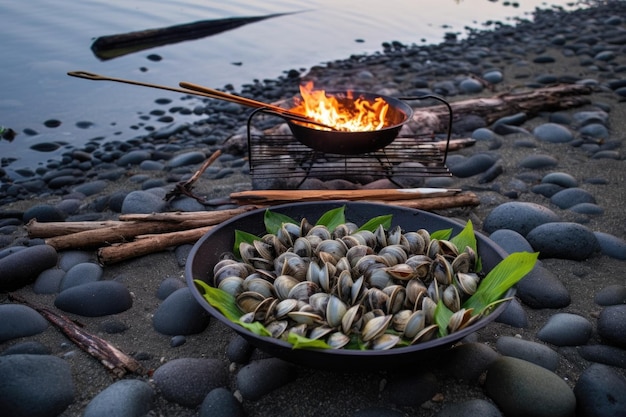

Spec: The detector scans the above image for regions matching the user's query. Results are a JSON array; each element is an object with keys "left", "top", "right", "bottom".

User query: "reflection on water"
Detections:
[{"left": 0, "top": 0, "right": 588, "bottom": 171}]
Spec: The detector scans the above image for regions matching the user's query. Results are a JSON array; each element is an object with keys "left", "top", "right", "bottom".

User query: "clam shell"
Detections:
[{"left": 361, "top": 314, "right": 392, "bottom": 342}]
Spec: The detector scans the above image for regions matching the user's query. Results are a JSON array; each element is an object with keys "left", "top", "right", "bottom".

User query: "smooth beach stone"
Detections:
[
  {"left": 459, "top": 78, "right": 483, "bottom": 93},
  {"left": 23, "top": 204, "right": 66, "bottom": 223},
  {"left": 496, "top": 336, "right": 559, "bottom": 371},
  {"left": 550, "top": 187, "right": 596, "bottom": 209},
  {"left": 568, "top": 203, "right": 604, "bottom": 215},
  {"left": 153, "top": 358, "right": 228, "bottom": 407},
  {"left": 541, "top": 172, "right": 578, "bottom": 188},
  {"left": 573, "top": 110, "right": 609, "bottom": 126},
  {"left": 488, "top": 229, "right": 534, "bottom": 254},
  {"left": 169, "top": 196, "right": 205, "bottom": 212},
  {"left": 121, "top": 190, "right": 167, "bottom": 214},
  {"left": 83, "top": 379, "right": 154, "bottom": 417},
  {"left": 494, "top": 112, "right": 527, "bottom": 127},
  {"left": 156, "top": 277, "right": 186, "bottom": 300},
  {"left": 516, "top": 265, "right": 571, "bottom": 309},
  {"left": 578, "top": 345, "right": 626, "bottom": 369},
  {"left": 58, "top": 250, "right": 94, "bottom": 271},
  {"left": 436, "top": 399, "right": 503, "bottom": 417},
  {"left": 116, "top": 150, "right": 152, "bottom": 166},
  {"left": 579, "top": 123, "right": 609, "bottom": 139},
  {"left": 167, "top": 151, "right": 206, "bottom": 168},
  {"left": 472, "top": 127, "right": 497, "bottom": 141},
  {"left": 597, "top": 305, "right": 626, "bottom": 348},
  {"left": 485, "top": 357, "right": 576, "bottom": 417},
  {"left": 0, "top": 354, "right": 75, "bottom": 417},
  {"left": 0, "top": 304, "right": 48, "bottom": 343},
  {"left": 531, "top": 183, "right": 564, "bottom": 198},
  {"left": 448, "top": 153, "right": 498, "bottom": 178},
  {"left": 236, "top": 357, "right": 298, "bottom": 401},
  {"left": 1, "top": 341, "right": 51, "bottom": 356},
  {"left": 226, "top": 335, "right": 255, "bottom": 364},
  {"left": 382, "top": 371, "right": 439, "bottom": 407},
  {"left": 152, "top": 287, "right": 210, "bottom": 335},
  {"left": 537, "top": 313, "right": 593, "bottom": 346},
  {"left": 443, "top": 342, "right": 500, "bottom": 382},
  {"left": 495, "top": 298, "right": 529, "bottom": 328},
  {"left": 32, "top": 268, "right": 64, "bottom": 294},
  {"left": 594, "top": 284, "right": 626, "bottom": 306},
  {"left": 591, "top": 150, "right": 621, "bottom": 160},
  {"left": 533, "top": 123, "right": 574, "bottom": 143},
  {"left": 139, "top": 160, "right": 165, "bottom": 170},
  {"left": 54, "top": 280, "right": 133, "bottom": 317},
  {"left": 482, "top": 202, "right": 561, "bottom": 236},
  {"left": 0, "top": 244, "right": 58, "bottom": 291},
  {"left": 72, "top": 180, "right": 108, "bottom": 196},
  {"left": 141, "top": 178, "right": 167, "bottom": 190},
  {"left": 574, "top": 364, "right": 626, "bottom": 417},
  {"left": 59, "top": 262, "right": 103, "bottom": 291},
  {"left": 483, "top": 70, "right": 503, "bottom": 84},
  {"left": 518, "top": 154, "right": 558, "bottom": 169},
  {"left": 526, "top": 222, "right": 598, "bottom": 260},
  {"left": 593, "top": 231, "right": 626, "bottom": 260},
  {"left": 199, "top": 387, "right": 246, "bottom": 417}
]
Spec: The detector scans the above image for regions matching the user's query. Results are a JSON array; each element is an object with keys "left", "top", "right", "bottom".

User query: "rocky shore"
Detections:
[{"left": 1, "top": 2, "right": 626, "bottom": 416}]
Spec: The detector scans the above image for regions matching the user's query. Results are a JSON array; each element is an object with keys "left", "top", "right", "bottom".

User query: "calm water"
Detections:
[{"left": 0, "top": 0, "right": 589, "bottom": 173}]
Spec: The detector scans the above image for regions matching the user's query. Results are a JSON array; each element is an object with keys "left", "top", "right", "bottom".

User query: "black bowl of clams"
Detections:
[{"left": 186, "top": 201, "right": 537, "bottom": 371}]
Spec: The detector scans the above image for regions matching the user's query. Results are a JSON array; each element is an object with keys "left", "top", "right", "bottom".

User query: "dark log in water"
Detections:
[{"left": 91, "top": 12, "right": 296, "bottom": 60}]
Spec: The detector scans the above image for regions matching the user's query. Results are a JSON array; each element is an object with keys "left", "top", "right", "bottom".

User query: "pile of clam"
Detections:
[{"left": 211, "top": 219, "right": 482, "bottom": 350}]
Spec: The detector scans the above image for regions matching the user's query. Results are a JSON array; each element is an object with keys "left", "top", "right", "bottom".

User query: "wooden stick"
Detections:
[
  {"left": 118, "top": 205, "right": 258, "bottom": 223},
  {"left": 97, "top": 225, "right": 214, "bottom": 265},
  {"left": 230, "top": 188, "right": 461, "bottom": 204},
  {"left": 8, "top": 293, "right": 145, "bottom": 378},
  {"left": 386, "top": 193, "right": 479, "bottom": 210},
  {"left": 27, "top": 219, "right": 124, "bottom": 238}
]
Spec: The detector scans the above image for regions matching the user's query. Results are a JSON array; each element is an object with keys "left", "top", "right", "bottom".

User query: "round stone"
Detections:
[
  {"left": 526, "top": 222, "right": 599, "bottom": 260},
  {"left": 536, "top": 313, "right": 593, "bottom": 346},
  {"left": 483, "top": 202, "right": 561, "bottom": 236},
  {"left": 533, "top": 123, "right": 574, "bottom": 143},
  {"left": 597, "top": 305, "right": 626, "bottom": 348},
  {"left": 0, "top": 304, "right": 48, "bottom": 343},
  {"left": 83, "top": 379, "right": 154, "bottom": 417},
  {"left": 54, "top": 280, "right": 133, "bottom": 317}
]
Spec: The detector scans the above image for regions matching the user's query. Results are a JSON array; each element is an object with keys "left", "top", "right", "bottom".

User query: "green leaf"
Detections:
[
  {"left": 434, "top": 299, "right": 454, "bottom": 337},
  {"left": 264, "top": 209, "right": 297, "bottom": 235},
  {"left": 238, "top": 320, "right": 272, "bottom": 337},
  {"left": 463, "top": 251, "right": 539, "bottom": 314},
  {"left": 233, "top": 229, "right": 262, "bottom": 258},
  {"left": 315, "top": 206, "right": 346, "bottom": 232},
  {"left": 287, "top": 332, "right": 331, "bottom": 349},
  {"left": 430, "top": 228, "right": 452, "bottom": 241},
  {"left": 450, "top": 220, "right": 482, "bottom": 272},
  {"left": 357, "top": 214, "right": 393, "bottom": 232},
  {"left": 194, "top": 280, "right": 243, "bottom": 322}
]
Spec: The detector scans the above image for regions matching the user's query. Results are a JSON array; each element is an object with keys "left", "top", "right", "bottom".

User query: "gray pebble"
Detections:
[
  {"left": 59, "top": 262, "right": 103, "bottom": 291},
  {"left": 156, "top": 277, "right": 186, "bottom": 300},
  {"left": 58, "top": 250, "right": 94, "bottom": 271},
  {"left": 495, "top": 298, "right": 529, "bottom": 328},
  {"left": 226, "top": 335, "right": 255, "bottom": 364},
  {"left": 436, "top": 399, "right": 503, "bottom": 417},
  {"left": 116, "top": 150, "right": 152, "bottom": 166},
  {"left": 591, "top": 150, "right": 621, "bottom": 160},
  {"left": 0, "top": 244, "right": 58, "bottom": 291},
  {"left": 483, "top": 70, "right": 503, "bottom": 84},
  {"left": 199, "top": 387, "right": 246, "bottom": 417},
  {"left": 471, "top": 127, "right": 497, "bottom": 141},
  {"left": 443, "top": 342, "right": 499, "bottom": 382},
  {"left": 448, "top": 153, "right": 498, "bottom": 178},
  {"left": 537, "top": 313, "right": 593, "bottom": 346},
  {"left": 593, "top": 231, "right": 626, "bottom": 260},
  {"left": 597, "top": 305, "right": 626, "bottom": 348},
  {"left": 518, "top": 154, "right": 558, "bottom": 169},
  {"left": 236, "top": 357, "right": 298, "bottom": 401},
  {"left": 574, "top": 364, "right": 626, "bottom": 417},
  {"left": 526, "top": 222, "right": 598, "bottom": 260},
  {"left": 533, "top": 123, "right": 574, "bottom": 143},
  {"left": 121, "top": 190, "right": 167, "bottom": 214},
  {"left": 138, "top": 160, "right": 165, "bottom": 170},
  {"left": 1, "top": 341, "right": 51, "bottom": 356},
  {"left": 23, "top": 204, "right": 67, "bottom": 223},
  {"left": 485, "top": 357, "right": 576, "bottom": 417},
  {"left": 531, "top": 183, "right": 564, "bottom": 198},
  {"left": 152, "top": 287, "right": 210, "bottom": 335},
  {"left": 83, "top": 379, "right": 154, "bottom": 417},
  {"left": 550, "top": 187, "right": 596, "bottom": 209},
  {"left": 459, "top": 78, "right": 483, "bottom": 94},
  {"left": 496, "top": 336, "right": 559, "bottom": 371},
  {"left": 170, "top": 335, "right": 186, "bottom": 347},
  {"left": 515, "top": 265, "right": 571, "bottom": 309},
  {"left": 72, "top": 180, "right": 108, "bottom": 196},
  {"left": 579, "top": 123, "right": 609, "bottom": 139},
  {"left": 541, "top": 172, "right": 578, "bottom": 188},
  {"left": 33, "top": 268, "right": 65, "bottom": 294},
  {"left": 0, "top": 354, "right": 75, "bottom": 417},
  {"left": 594, "top": 284, "right": 626, "bottom": 306},
  {"left": 483, "top": 202, "right": 561, "bottom": 236},
  {"left": 0, "top": 304, "right": 48, "bottom": 343},
  {"left": 488, "top": 229, "right": 534, "bottom": 254},
  {"left": 568, "top": 203, "right": 604, "bottom": 215},
  {"left": 54, "top": 280, "right": 133, "bottom": 317},
  {"left": 578, "top": 344, "right": 626, "bottom": 369},
  {"left": 167, "top": 151, "right": 206, "bottom": 168},
  {"left": 169, "top": 196, "right": 206, "bottom": 212},
  {"left": 152, "top": 358, "right": 228, "bottom": 407}
]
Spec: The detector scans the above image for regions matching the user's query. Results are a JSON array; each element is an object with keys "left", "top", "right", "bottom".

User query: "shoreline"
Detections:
[{"left": 1, "top": 2, "right": 626, "bottom": 416}]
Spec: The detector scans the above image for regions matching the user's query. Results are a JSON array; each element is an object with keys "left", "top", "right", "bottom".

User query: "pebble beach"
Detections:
[{"left": 1, "top": 2, "right": 626, "bottom": 416}]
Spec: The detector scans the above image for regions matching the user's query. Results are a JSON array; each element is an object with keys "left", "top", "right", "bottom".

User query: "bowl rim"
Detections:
[{"left": 185, "top": 201, "right": 512, "bottom": 360}]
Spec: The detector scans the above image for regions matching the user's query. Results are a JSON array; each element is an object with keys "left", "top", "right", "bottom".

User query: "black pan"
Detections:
[
  {"left": 286, "top": 92, "right": 413, "bottom": 155},
  {"left": 185, "top": 201, "right": 512, "bottom": 371}
]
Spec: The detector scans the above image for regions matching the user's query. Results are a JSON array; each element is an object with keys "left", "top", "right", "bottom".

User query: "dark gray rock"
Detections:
[
  {"left": 485, "top": 357, "right": 576, "bottom": 417},
  {"left": 518, "top": 154, "right": 559, "bottom": 169},
  {"left": 526, "top": 222, "right": 598, "bottom": 260},
  {"left": 471, "top": 127, "right": 497, "bottom": 141},
  {"left": 496, "top": 336, "right": 559, "bottom": 371},
  {"left": 0, "top": 304, "right": 48, "bottom": 343},
  {"left": 541, "top": 172, "right": 578, "bottom": 188},
  {"left": 236, "top": 358, "right": 298, "bottom": 401},
  {"left": 533, "top": 123, "right": 574, "bottom": 143},
  {"left": 435, "top": 399, "right": 503, "bottom": 417},
  {"left": 578, "top": 344, "right": 626, "bottom": 369},
  {"left": 531, "top": 183, "right": 564, "bottom": 198},
  {"left": 167, "top": 151, "right": 206, "bottom": 168},
  {"left": 23, "top": 204, "right": 66, "bottom": 223},
  {"left": 537, "top": 313, "right": 593, "bottom": 346},
  {"left": 488, "top": 229, "right": 534, "bottom": 254},
  {"left": 483, "top": 202, "right": 561, "bottom": 236},
  {"left": 550, "top": 187, "right": 596, "bottom": 209},
  {"left": 156, "top": 277, "right": 186, "bottom": 300},
  {"left": 152, "top": 287, "right": 210, "bottom": 335},
  {"left": 597, "top": 305, "right": 626, "bottom": 348},
  {"left": 59, "top": 262, "right": 103, "bottom": 291},
  {"left": 58, "top": 250, "right": 94, "bottom": 271},
  {"left": 116, "top": 150, "right": 152, "bottom": 166},
  {"left": 199, "top": 387, "right": 246, "bottom": 417},
  {"left": 121, "top": 190, "right": 167, "bottom": 214},
  {"left": 443, "top": 342, "right": 500, "bottom": 382},
  {"left": 448, "top": 153, "right": 498, "bottom": 178},
  {"left": 72, "top": 180, "right": 108, "bottom": 196},
  {"left": 568, "top": 203, "right": 604, "bottom": 215},
  {"left": 226, "top": 335, "right": 255, "bottom": 364},
  {"left": 516, "top": 265, "right": 571, "bottom": 309},
  {"left": 32, "top": 268, "right": 64, "bottom": 294},
  {"left": 0, "top": 244, "right": 58, "bottom": 291},
  {"left": 574, "top": 364, "right": 626, "bottom": 417},
  {"left": 594, "top": 284, "right": 626, "bottom": 306},
  {"left": 1, "top": 341, "right": 51, "bottom": 356},
  {"left": 495, "top": 298, "right": 529, "bottom": 328},
  {"left": 152, "top": 358, "right": 228, "bottom": 407},
  {"left": 579, "top": 123, "right": 609, "bottom": 139},
  {"left": 54, "top": 280, "right": 133, "bottom": 317},
  {"left": 83, "top": 379, "right": 154, "bottom": 417},
  {"left": 593, "top": 232, "right": 626, "bottom": 260},
  {"left": 0, "top": 354, "right": 75, "bottom": 417}
]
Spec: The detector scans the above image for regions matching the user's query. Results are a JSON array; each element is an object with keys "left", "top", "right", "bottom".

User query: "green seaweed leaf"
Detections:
[
  {"left": 264, "top": 209, "right": 297, "bottom": 235},
  {"left": 315, "top": 206, "right": 345, "bottom": 232},
  {"left": 238, "top": 321, "right": 272, "bottom": 337},
  {"left": 463, "top": 251, "right": 539, "bottom": 314},
  {"left": 287, "top": 333, "right": 331, "bottom": 349},
  {"left": 450, "top": 220, "right": 482, "bottom": 272},
  {"left": 434, "top": 299, "right": 454, "bottom": 338},
  {"left": 233, "top": 229, "right": 262, "bottom": 258},
  {"left": 357, "top": 214, "right": 393, "bottom": 232},
  {"left": 194, "top": 279, "right": 243, "bottom": 322},
  {"left": 431, "top": 228, "right": 452, "bottom": 241}
]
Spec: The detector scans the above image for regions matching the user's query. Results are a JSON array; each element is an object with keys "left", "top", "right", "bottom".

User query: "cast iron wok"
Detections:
[
  {"left": 285, "top": 92, "right": 413, "bottom": 155},
  {"left": 186, "top": 201, "right": 512, "bottom": 371}
]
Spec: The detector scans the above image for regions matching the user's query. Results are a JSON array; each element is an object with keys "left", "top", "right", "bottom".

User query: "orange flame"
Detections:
[{"left": 290, "top": 81, "right": 390, "bottom": 131}]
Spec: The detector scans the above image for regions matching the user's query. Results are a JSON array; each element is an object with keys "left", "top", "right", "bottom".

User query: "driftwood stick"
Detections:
[
  {"left": 118, "top": 205, "right": 259, "bottom": 223},
  {"left": 385, "top": 193, "right": 479, "bottom": 210},
  {"left": 229, "top": 188, "right": 461, "bottom": 204},
  {"left": 7, "top": 293, "right": 145, "bottom": 377},
  {"left": 97, "top": 225, "right": 214, "bottom": 265},
  {"left": 27, "top": 219, "right": 124, "bottom": 238}
]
